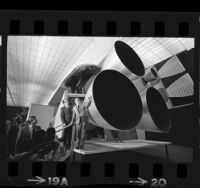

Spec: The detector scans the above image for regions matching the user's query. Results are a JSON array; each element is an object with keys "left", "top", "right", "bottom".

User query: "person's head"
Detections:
[
  {"left": 35, "top": 125, "right": 41, "bottom": 131},
  {"left": 30, "top": 116, "right": 37, "bottom": 125},
  {"left": 33, "top": 129, "right": 46, "bottom": 146},
  {"left": 74, "top": 97, "right": 82, "bottom": 106},
  {"left": 62, "top": 98, "right": 70, "bottom": 108},
  {"left": 80, "top": 97, "right": 84, "bottom": 102},
  {"left": 6, "top": 120, "right": 11, "bottom": 127},
  {"left": 15, "top": 116, "right": 22, "bottom": 125},
  {"left": 49, "top": 117, "right": 55, "bottom": 128},
  {"left": 46, "top": 127, "right": 56, "bottom": 141}
]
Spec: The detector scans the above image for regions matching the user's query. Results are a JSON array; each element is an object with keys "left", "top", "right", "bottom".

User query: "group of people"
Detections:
[
  {"left": 60, "top": 96, "right": 123, "bottom": 150},
  {"left": 6, "top": 115, "right": 60, "bottom": 161},
  {"left": 5, "top": 96, "right": 93, "bottom": 161},
  {"left": 5, "top": 95, "right": 123, "bottom": 161},
  {"left": 60, "top": 96, "right": 92, "bottom": 150}
]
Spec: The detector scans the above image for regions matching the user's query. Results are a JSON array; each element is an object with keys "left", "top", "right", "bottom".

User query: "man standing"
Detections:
[
  {"left": 6, "top": 120, "right": 19, "bottom": 157},
  {"left": 71, "top": 97, "right": 92, "bottom": 149},
  {"left": 6, "top": 120, "right": 11, "bottom": 133},
  {"left": 60, "top": 98, "right": 73, "bottom": 149}
]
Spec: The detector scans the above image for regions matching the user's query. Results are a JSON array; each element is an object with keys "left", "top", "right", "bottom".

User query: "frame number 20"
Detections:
[{"left": 151, "top": 178, "right": 167, "bottom": 187}]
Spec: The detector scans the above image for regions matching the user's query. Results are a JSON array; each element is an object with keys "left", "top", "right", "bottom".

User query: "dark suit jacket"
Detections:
[
  {"left": 6, "top": 124, "right": 19, "bottom": 155},
  {"left": 60, "top": 106, "right": 73, "bottom": 125},
  {"left": 60, "top": 106, "right": 73, "bottom": 143},
  {"left": 15, "top": 124, "right": 38, "bottom": 153}
]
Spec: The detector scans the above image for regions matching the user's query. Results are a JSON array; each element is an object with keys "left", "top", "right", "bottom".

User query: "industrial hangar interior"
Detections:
[{"left": 5, "top": 37, "right": 197, "bottom": 162}]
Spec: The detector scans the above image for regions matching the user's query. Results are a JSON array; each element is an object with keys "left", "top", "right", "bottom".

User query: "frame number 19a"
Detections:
[{"left": 48, "top": 177, "right": 69, "bottom": 186}]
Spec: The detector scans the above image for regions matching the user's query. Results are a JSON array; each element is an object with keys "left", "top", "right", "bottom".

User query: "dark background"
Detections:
[
  {"left": 147, "top": 49, "right": 196, "bottom": 147},
  {"left": 6, "top": 106, "right": 28, "bottom": 122}
]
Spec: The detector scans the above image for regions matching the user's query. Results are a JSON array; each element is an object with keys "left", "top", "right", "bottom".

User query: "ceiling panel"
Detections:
[
  {"left": 167, "top": 73, "right": 194, "bottom": 97},
  {"left": 158, "top": 55, "right": 186, "bottom": 78}
]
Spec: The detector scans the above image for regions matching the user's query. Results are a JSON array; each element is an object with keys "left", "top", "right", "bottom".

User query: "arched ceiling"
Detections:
[{"left": 7, "top": 37, "right": 194, "bottom": 107}]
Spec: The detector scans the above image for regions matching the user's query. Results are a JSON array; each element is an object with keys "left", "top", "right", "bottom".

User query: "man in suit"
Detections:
[
  {"left": 6, "top": 120, "right": 11, "bottom": 133},
  {"left": 60, "top": 98, "right": 73, "bottom": 149},
  {"left": 6, "top": 120, "right": 19, "bottom": 157},
  {"left": 71, "top": 97, "right": 92, "bottom": 149},
  {"left": 15, "top": 116, "right": 39, "bottom": 154}
]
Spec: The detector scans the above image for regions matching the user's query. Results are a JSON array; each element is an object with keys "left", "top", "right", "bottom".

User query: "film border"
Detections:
[{"left": 0, "top": 10, "right": 199, "bottom": 186}]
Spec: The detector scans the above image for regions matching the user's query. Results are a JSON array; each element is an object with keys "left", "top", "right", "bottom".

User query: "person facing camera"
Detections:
[
  {"left": 60, "top": 98, "right": 73, "bottom": 149},
  {"left": 71, "top": 97, "right": 92, "bottom": 149}
]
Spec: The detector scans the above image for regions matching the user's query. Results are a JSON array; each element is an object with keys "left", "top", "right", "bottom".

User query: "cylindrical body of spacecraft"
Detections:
[
  {"left": 136, "top": 87, "right": 171, "bottom": 133},
  {"left": 157, "top": 87, "right": 169, "bottom": 103},
  {"left": 85, "top": 69, "right": 143, "bottom": 130},
  {"left": 102, "top": 40, "right": 145, "bottom": 80}
]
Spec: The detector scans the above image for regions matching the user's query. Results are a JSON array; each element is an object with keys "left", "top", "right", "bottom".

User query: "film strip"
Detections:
[{"left": 0, "top": 11, "right": 199, "bottom": 187}]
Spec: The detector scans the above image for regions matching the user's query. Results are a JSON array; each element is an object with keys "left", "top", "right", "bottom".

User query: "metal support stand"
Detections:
[
  {"left": 165, "top": 145, "right": 169, "bottom": 161},
  {"left": 70, "top": 125, "right": 76, "bottom": 161}
]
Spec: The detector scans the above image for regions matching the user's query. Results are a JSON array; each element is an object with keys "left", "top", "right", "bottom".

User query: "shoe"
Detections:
[{"left": 79, "top": 146, "right": 84, "bottom": 149}]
